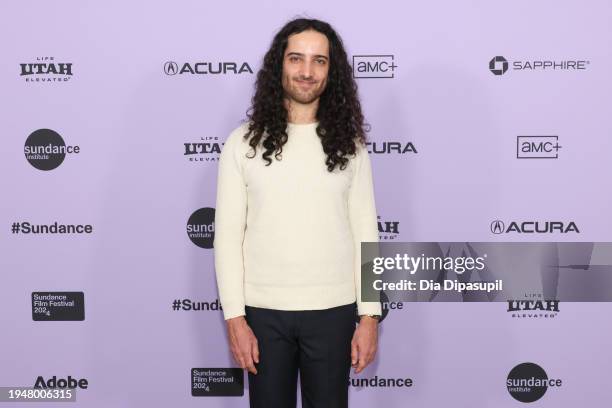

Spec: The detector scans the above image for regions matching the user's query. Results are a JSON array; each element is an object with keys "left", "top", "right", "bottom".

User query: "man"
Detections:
[{"left": 213, "top": 17, "right": 382, "bottom": 408}]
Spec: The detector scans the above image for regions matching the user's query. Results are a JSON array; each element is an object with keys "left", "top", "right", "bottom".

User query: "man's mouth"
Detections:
[{"left": 295, "top": 79, "right": 315, "bottom": 87}]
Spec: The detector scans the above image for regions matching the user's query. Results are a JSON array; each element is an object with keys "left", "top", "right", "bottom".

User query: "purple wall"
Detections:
[{"left": 1, "top": 0, "right": 611, "bottom": 406}]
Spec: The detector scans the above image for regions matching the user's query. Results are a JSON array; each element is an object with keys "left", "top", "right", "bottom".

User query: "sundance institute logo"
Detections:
[
  {"left": 187, "top": 207, "right": 215, "bottom": 248},
  {"left": 506, "top": 362, "right": 562, "bottom": 402},
  {"left": 24, "top": 129, "right": 80, "bottom": 170}
]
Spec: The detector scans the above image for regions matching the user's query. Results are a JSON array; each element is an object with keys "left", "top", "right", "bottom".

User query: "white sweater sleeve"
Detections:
[
  {"left": 213, "top": 129, "right": 248, "bottom": 320},
  {"left": 348, "top": 143, "right": 383, "bottom": 316}
]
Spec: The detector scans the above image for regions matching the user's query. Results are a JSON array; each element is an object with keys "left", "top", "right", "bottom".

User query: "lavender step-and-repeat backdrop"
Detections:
[{"left": 1, "top": 1, "right": 611, "bottom": 407}]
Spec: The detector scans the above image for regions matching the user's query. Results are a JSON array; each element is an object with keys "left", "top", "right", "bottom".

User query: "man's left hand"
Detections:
[{"left": 351, "top": 316, "right": 378, "bottom": 374}]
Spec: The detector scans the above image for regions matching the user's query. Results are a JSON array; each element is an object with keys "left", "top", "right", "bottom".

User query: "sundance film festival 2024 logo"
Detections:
[
  {"left": 191, "top": 368, "right": 243, "bottom": 397},
  {"left": 32, "top": 292, "right": 85, "bottom": 321},
  {"left": 24, "top": 129, "right": 80, "bottom": 170},
  {"left": 164, "top": 61, "right": 253, "bottom": 76},
  {"left": 489, "top": 55, "right": 590, "bottom": 75},
  {"left": 20, "top": 57, "right": 73, "bottom": 83}
]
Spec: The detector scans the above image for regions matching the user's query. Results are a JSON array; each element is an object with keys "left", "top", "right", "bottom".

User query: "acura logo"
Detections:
[
  {"left": 164, "top": 61, "right": 178, "bottom": 76},
  {"left": 491, "top": 220, "right": 505, "bottom": 234},
  {"left": 490, "top": 220, "right": 579, "bottom": 234}
]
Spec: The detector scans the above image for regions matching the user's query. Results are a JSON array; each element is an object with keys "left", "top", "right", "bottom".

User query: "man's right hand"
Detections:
[{"left": 226, "top": 316, "right": 259, "bottom": 375}]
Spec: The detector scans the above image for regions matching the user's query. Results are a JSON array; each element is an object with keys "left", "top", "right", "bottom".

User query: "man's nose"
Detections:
[{"left": 300, "top": 61, "right": 313, "bottom": 79}]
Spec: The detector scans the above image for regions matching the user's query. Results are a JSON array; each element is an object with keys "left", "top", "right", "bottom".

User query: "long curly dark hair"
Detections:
[{"left": 242, "top": 18, "right": 369, "bottom": 172}]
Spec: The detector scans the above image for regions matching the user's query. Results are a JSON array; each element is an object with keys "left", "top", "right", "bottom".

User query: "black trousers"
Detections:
[{"left": 244, "top": 302, "right": 357, "bottom": 408}]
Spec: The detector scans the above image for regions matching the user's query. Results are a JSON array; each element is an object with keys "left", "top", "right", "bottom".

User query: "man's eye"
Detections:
[{"left": 317, "top": 59, "right": 326, "bottom": 64}]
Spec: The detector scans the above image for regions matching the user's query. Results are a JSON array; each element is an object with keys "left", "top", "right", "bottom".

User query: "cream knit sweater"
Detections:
[{"left": 213, "top": 121, "right": 382, "bottom": 320}]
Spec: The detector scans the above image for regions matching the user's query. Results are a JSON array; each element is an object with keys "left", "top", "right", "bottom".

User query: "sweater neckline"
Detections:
[{"left": 287, "top": 121, "right": 319, "bottom": 127}]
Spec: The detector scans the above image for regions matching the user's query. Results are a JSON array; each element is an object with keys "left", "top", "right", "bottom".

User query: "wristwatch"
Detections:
[{"left": 359, "top": 314, "right": 381, "bottom": 321}]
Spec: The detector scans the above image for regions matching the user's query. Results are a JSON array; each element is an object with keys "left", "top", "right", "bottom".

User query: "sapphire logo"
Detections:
[
  {"left": 489, "top": 56, "right": 508, "bottom": 75},
  {"left": 490, "top": 55, "right": 590, "bottom": 75}
]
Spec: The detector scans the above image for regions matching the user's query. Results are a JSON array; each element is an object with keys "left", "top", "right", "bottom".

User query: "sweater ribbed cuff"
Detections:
[
  {"left": 221, "top": 303, "right": 246, "bottom": 320},
  {"left": 357, "top": 300, "right": 382, "bottom": 316}
]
